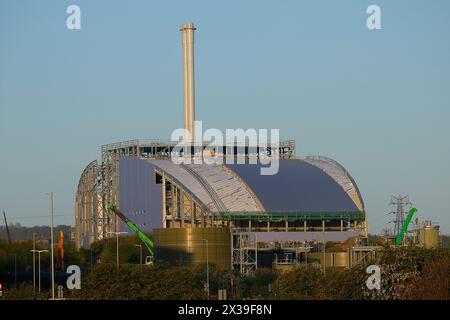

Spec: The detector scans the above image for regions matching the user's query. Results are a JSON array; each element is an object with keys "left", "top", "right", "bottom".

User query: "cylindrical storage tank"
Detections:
[
  {"left": 419, "top": 225, "right": 440, "bottom": 249},
  {"left": 334, "top": 252, "right": 349, "bottom": 268},
  {"left": 153, "top": 227, "right": 231, "bottom": 269},
  {"left": 308, "top": 252, "right": 349, "bottom": 268}
]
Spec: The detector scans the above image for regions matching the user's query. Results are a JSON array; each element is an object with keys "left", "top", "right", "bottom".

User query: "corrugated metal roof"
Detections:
[
  {"left": 186, "top": 163, "right": 263, "bottom": 212},
  {"left": 225, "top": 159, "right": 360, "bottom": 212},
  {"left": 148, "top": 159, "right": 217, "bottom": 211},
  {"left": 148, "top": 159, "right": 263, "bottom": 212},
  {"left": 303, "top": 156, "right": 364, "bottom": 211},
  {"left": 148, "top": 158, "right": 362, "bottom": 214}
]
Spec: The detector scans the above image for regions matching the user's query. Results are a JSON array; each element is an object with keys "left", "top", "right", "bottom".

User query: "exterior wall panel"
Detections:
[{"left": 118, "top": 155, "right": 163, "bottom": 233}]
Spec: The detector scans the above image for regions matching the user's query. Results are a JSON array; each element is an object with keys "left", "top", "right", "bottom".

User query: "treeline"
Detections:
[
  {"left": 0, "top": 237, "right": 80, "bottom": 285},
  {"left": 2, "top": 243, "right": 449, "bottom": 300},
  {"left": 0, "top": 224, "right": 72, "bottom": 242},
  {"left": 237, "top": 247, "right": 449, "bottom": 300}
]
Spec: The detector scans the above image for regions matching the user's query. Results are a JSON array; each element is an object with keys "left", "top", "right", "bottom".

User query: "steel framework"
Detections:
[
  {"left": 232, "top": 231, "right": 258, "bottom": 276},
  {"left": 155, "top": 169, "right": 212, "bottom": 228},
  {"left": 74, "top": 160, "right": 99, "bottom": 248},
  {"left": 388, "top": 195, "right": 411, "bottom": 238},
  {"left": 74, "top": 139, "right": 367, "bottom": 252}
]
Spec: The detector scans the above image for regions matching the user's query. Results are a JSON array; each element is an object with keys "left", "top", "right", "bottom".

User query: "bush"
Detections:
[
  {"left": 235, "top": 268, "right": 276, "bottom": 299},
  {"left": 314, "top": 266, "right": 367, "bottom": 300},
  {"left": 69, "top": 264, "right": 206, "bottom": 300},
  {"left": 272, "top": 266, "right": 322, "bottom": 299},
  {"left": 2, "top": 282, "right": 49, "bottom": 300},
  {"left": 402, "top": 255, "right": 450, "bottom": 300}
]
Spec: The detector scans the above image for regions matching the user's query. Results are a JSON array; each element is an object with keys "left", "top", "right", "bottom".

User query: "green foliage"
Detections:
[
  {"left": 0, "top": 239, "right": 49, "bottom": 273},
  {"left": 0, "top": 225, "right": 72, "bottom": 241},
  {"left": 2, "top": 235, "right": 449, "bottom": 300},
  {"left": 87, "top": 235, "right": 144, "bottom": 267},
  {"left": 313, "top": 268, "right": 360, "bottom": 300},
  {"left": 235, "top": 268, "right": 276, "bottom": 299},
  {"left": 69, "top": 264, "right": 206, "bottom": 300},
  {"left": 402, "top": 255, "right": 450, "bottom": 299},
  {"left": 361, "top": 247, "right": 450, "bottom": 300},
  {"left": 1, "top": 282, "right": 49, "bottom": 300},
  {"left": 272, "top": 266, "right": 322, "bottom": 299},
  {"left": 0, "top": 238, "right": 82, "bottom": 274}
]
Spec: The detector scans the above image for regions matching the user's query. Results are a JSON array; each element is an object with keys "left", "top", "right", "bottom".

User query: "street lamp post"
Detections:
[
  {"left": 30, "top": 250, "right": 48, "bottom": 293},
  {"left": 32, "top": 232, "right": 36, "bottom": 292},
  {"left": 134, "top": 244, "right": 142, "bottom": 271},
  {"left": 321, "top": 220, "right": 326, "bottom": 275},
  {"left": 107, "top": 231, "right": 128, "bottom": 271},
  {"left": 201, "top": 239, "right": 209, "bottom": 299},
  {"left": 46, "top": 192, "right": 55, "bottom": 299}
]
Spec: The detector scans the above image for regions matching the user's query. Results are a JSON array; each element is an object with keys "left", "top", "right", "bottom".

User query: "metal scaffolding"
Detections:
[
  {"left": 232, "top": 231, "right": 258, "bottom": 276},
  {"left": 74, "top": 160, "right": 99, "bottom": 248},
  {"left": 74, "top": 139, "right": 296, "bottom": 248},
  {"left": 156, "top": 169, "right": 211, "bottom": 228}
]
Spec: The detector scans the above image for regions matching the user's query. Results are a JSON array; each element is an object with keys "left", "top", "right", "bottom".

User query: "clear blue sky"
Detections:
[{"left": 1, "top": 0, "right": 449, "bottom": 234}]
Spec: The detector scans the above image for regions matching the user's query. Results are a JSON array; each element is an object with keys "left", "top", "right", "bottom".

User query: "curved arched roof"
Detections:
[
  {"left": 148, "top": 159, "right": 264, "bottom": 212},
  {"left": 303, "top": 156, "right": 364, "bottom": 211},
  {"left": 225, "top": 159, "right": 360, "bottom": 213},
  {"left": 147, "top": 158, "right": 363, "bottom": 214}
]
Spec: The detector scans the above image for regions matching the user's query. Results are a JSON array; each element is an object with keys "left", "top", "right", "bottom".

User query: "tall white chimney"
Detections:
[{"left": 180, "top": 22, "right": 196, "bottom": 143}]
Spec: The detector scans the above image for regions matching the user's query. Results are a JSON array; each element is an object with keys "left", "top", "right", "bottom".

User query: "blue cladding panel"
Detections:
[
  {"left": 119, "top": 156, "right": 163, "bottom": 232},
  {"left": 225, "top": 159, "right": 358, "bottom": 212}
]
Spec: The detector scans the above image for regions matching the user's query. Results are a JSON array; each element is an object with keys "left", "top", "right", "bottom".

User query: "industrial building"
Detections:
[{"left": 74, "top": 23, "right": 368, "bottom": 274}]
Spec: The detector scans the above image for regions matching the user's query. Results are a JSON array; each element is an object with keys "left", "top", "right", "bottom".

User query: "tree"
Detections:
[
  {"left": 272, "top": 266, "right": 322, "bottom": 299},
  {"left": 402, "top": 255, "right": 450, "bottom": 300}
]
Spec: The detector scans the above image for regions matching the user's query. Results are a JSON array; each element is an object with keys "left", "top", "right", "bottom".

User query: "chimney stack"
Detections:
[{"left": 180, "top": 22, "right": 196, "bottom": 143}]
